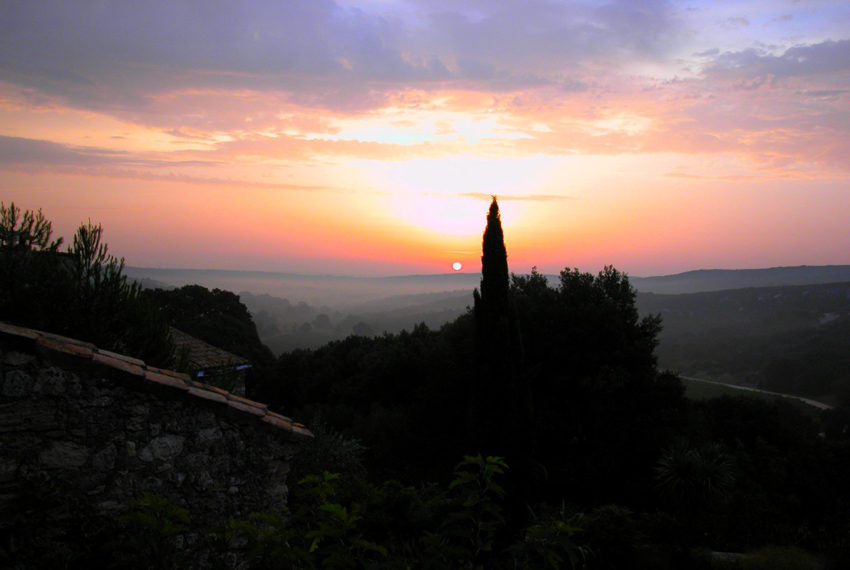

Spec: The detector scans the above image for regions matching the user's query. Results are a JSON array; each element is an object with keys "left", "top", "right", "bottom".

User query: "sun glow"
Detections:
[{"left": 387, "top": 194, "right": 485, "bottom": 237}]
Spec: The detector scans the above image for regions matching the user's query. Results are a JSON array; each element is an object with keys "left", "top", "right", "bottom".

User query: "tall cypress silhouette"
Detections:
[
  {"left": 471, "top": 197, "right": 521, "bottom": 452},
  {"left": 477, "top": 198, "right": 510, "bottom": 321},
  {"left": 471, "top": 197, "right": 534, "bottom": 527}
]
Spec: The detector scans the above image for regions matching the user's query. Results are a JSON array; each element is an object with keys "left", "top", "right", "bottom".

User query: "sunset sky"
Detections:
[{"left": 1, "top": 1, "right": 848, "bottom": 276}]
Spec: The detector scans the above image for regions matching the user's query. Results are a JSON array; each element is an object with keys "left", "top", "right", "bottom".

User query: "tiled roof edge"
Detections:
[{"left": 0, "top": 321, "right": 312, "bottom": 442}]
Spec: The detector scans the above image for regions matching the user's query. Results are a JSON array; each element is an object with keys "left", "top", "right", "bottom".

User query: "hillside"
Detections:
[
  {"left": 630, "top": 265, "right": 850, "bottom": 294},
  {"left": 640, "top": 282, "right": 850, "bottom": 403}
]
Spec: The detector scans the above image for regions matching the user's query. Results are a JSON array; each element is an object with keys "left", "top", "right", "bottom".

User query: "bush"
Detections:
[
  {"left": 0, "top": 204, "right": 173, "bottom": 366},
  {"left": 741, "top": 545, "right": 824, "bottom": 570}
]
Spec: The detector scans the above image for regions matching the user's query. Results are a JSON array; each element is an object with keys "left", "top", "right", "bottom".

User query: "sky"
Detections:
[{"left": 1, "top": 0, "right": 848, "bottom": 276}]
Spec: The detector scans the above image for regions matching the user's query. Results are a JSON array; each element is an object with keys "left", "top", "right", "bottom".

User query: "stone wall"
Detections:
[{"left": 0, "top": 322, "right": 312, "bottom": 533}]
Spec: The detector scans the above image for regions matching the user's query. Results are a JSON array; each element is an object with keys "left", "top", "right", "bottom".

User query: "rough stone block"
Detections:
[
  {"left": 198, "top": 427, "right": 223, "bottom": 445},
  {"left": 0, "top": 400, "right": 59, "bottom": 433},
  {"left": 35, "top": 367, "right": 80, "bottom": 396},
  {"left": 0, "top": 457, "right": 19, "bottom": 482},
  {"left": 93, "top": 444, "right": 117, "bottom": 471},
  {"left": 2, "top": 370, "right": 32, "bottom": 397},
  {"left": 4, "top": 351, "right": 35, "bottom": 366},
  {"left": 139, "top": 434, "right": 185, "bottom": 462},
  {"left": 39, "top": 441, "right": 89, "bottom": 469}
]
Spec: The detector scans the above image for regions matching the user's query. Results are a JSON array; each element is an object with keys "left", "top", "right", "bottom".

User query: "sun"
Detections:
[{"left": 452, "top": 261, "right": 462, "bottom": 271}]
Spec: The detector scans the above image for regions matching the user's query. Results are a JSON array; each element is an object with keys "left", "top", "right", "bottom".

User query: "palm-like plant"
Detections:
[{"left": 655, "top": 440, "right": 735, "bottom": 512}]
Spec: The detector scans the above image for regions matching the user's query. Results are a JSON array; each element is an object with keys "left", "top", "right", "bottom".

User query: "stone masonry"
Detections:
[{"left": 0, "top": 321, "right": 312, "bottom": 532}]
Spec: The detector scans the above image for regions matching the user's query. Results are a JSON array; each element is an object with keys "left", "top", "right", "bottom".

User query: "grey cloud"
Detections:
[
  {"left": 0, "top": 136, "right": 124, "bottom": 167},
  {"left": 0, "top": 135, "right": 217, "bottom": 169},
  {"left": 0, "top": 1, "right": 449, "bottom": 113},
  {"left": 423, "top": 0, "right": 684, "bottom": 74},
  {"left": 0, "top": 135, "right": 365, "bottom": 191},
  {"left": 0, "top": 0, "right": 685, "bottom": 114},
  {"left": 725, "top": 17, "right": 750, "bottom": 28},
  {"left": 707, "top": 39, "right": 850, "bottom": 79}
]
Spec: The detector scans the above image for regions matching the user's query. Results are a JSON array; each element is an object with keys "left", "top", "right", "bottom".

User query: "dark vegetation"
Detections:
[
  {"left": 254, "top": 199, "right": 850, "bottom": 567},
  {"left": 641, "top": 285, "right": 850, "bottom": 404},
  {"left": 143, "top": 285, "right": 275, "bottom": 390},
  {"left": 0, "top": 203, "right": 173, "bottom": 366},
  {"left": 3, "top": 200, "right": 850, "bottom": 568}
]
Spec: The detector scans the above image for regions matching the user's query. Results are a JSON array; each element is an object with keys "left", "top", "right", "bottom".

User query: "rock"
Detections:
[
  {"left": 198, "top": 427, "right": 222, "bottom": 445},
  {"left": 39, "top": 441, "right": 89, "bottom": 468},
  {"left": 0, "top": 457, "right": 18, "bottom": 482},
  {"left": 92, "top": 444, "right": 117, "bottom": 471},
  {"left": 142, "top": 476, "right": 163, "bottom": 490},
  {"left": 2, "top": 370, "right": 32, "bottom": 397},
  {"left": 35, "top": 367, "right": 79, "bottom": 396},
  {"left": 3, "top": 351, "right": 35, "bottom": 366},
  {"left": 139, "top": 434, "right": 185, "bottom": 462},
  {"left": 0, "top": 400, "right": 59, "bottom": 433}
]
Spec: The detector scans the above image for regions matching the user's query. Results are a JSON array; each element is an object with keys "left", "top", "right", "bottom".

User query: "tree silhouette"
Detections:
[
  {"left": 471, "top": 198, "right": 533, "bottom": 522},
  {"left": 472, "top": 198, "right": 514, "bottom": 448}
]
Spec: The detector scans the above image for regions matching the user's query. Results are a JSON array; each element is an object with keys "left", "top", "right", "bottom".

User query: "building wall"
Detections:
[{"left": 0, "top": 323, "right": 311, "bottom": 534}]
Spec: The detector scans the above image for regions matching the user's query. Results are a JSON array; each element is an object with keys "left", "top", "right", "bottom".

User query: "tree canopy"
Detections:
[{"left": 0, "top": 204, "right": 173, "bottom": 366}]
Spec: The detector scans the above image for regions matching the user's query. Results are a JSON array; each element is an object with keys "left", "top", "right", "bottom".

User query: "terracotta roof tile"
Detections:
[
  {"left": 93, "top": 352, "right": 145, "bottom": 376},
  {"left": 227, "top": 399, "right": 267, "bottom": 417},
  {"left": 96, "top": 349, "right": 145, "bottom": 367},
  {"left": 0, "top": 322, "right": 40, "bottom": 340},
  {"left": 37, "top": 336, "right": 95, "bottom": 358},
  {"left": 145, "top": 370, "right": 190, "bottom": 391},
  {"left": 226, "top": 393, "right": 268, "bottom": 411},
  {"left": 0, "top": 321, "right": 312, "bottom": 442},
  {"left": 262, "top": 414, "right": 293, "bottom": 431},
  {"left": 170, "top": 327, "right": 249, "bottom": 370},
  {"left": 146, "top": 365, "right": 191, "bottom": 382},
  {"left": 187, "top": 386, "right": 229, "bottom": 404}
]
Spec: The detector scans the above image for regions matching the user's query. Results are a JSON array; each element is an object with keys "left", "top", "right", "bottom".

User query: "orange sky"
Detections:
[{"left": 2, "top": 1, "right": 849, "bottom": 276}]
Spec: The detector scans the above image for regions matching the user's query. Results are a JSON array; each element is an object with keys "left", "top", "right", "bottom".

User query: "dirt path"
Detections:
[{"left": 681, "top": 376, "right": 834, "bottom": 410}]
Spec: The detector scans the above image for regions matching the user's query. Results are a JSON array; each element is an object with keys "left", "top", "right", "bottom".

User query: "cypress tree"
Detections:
[
  {"left": 478, "top": 198, "right": 510, "bottom": 319},
  {"left": 471, "top": 197, "right": 534, "bottom": 526},
  {"left": 471, "top": 197, "right": 522, "bottom": 451}
]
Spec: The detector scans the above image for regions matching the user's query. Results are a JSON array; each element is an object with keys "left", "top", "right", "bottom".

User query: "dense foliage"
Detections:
[
  {"left": 0, "top": 203, "right": 173, "bottom": 366},
  {"left": 258, "top": 318, "right": 476, "bottom": 483},
  {"left": 144, "top": 285, "right": 273, "bottom": 366},
  {"left": 144, "top": 284, "right": 275, "bottom": 390},
  {"left": 7, "top": 200, "right": 850, "bottom": 567},
  {"left": 254, "top": 198, "right": 850, "bottom": 566},
  {"left": 641, "top": 283, "right": 850, "bottom": 405}
]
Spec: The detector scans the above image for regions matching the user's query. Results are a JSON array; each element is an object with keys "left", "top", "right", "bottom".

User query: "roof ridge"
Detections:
[{"left": 0, "top": 321, "right": 312, "bottom": 441}]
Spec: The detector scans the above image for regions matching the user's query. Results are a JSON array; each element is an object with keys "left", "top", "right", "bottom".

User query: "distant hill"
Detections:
[
  {"left": 639, "top": 281, "right": 850, "bottom": 404},
  {"left": 129, "top": 266, "right": 850, "bottom": 403},
  {"left": 127, "top": 265, "right": 850, "bottom": 308},
  {"left": 629, "top": 265, "right": 850, "bottom": 294}
]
